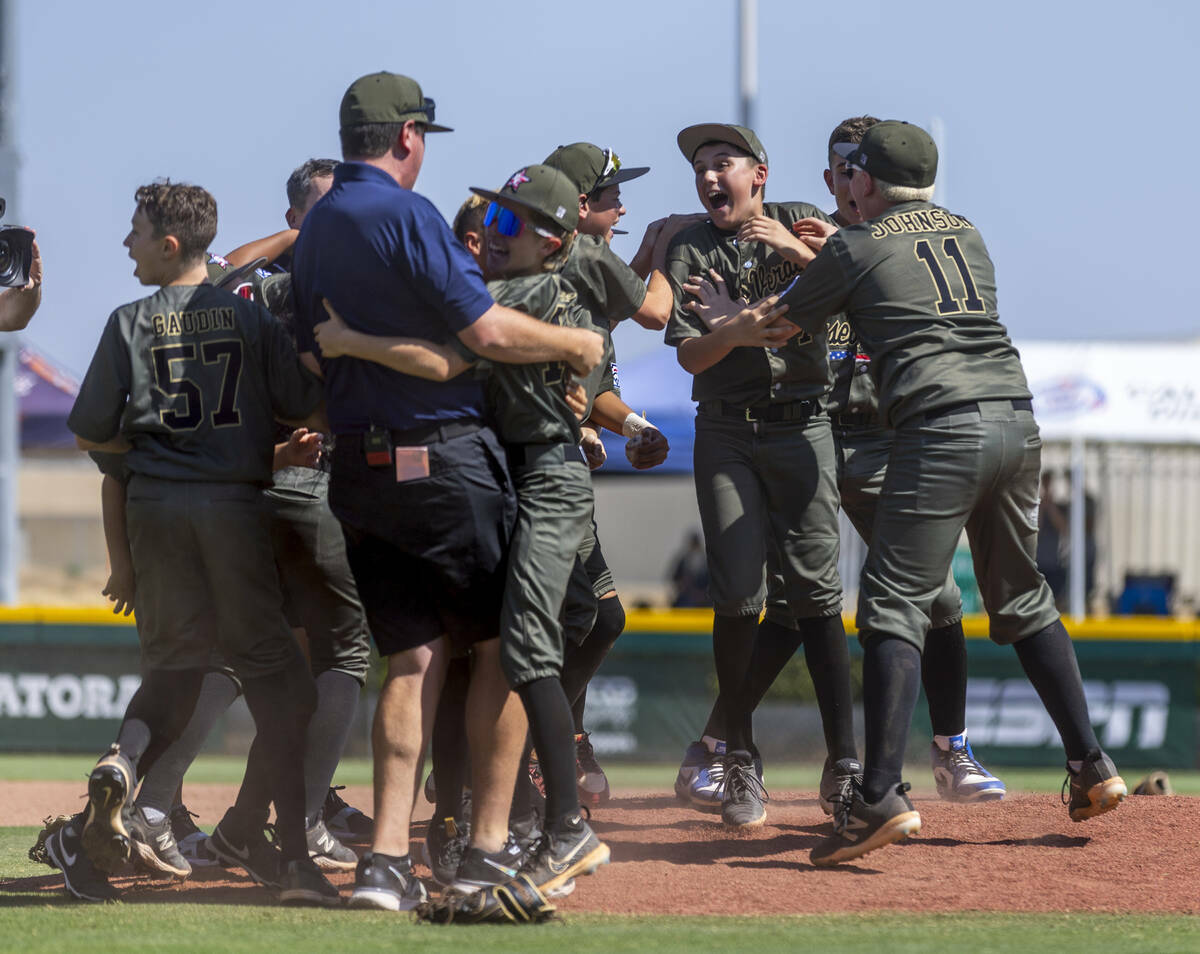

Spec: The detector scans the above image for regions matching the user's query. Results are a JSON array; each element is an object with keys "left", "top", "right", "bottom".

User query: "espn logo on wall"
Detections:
[{"left": 0, "top": 672, "right": 141, "bottom": 720}]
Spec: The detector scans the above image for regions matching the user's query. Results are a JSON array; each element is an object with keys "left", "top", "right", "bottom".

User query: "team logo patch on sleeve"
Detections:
[{"left": 611, "top": 362, "right": 620, "bottom": 389}]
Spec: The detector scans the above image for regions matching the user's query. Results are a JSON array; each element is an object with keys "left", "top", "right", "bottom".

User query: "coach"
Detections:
[{"left": 291, "top": 71, "right": 604, "bottom": 910}]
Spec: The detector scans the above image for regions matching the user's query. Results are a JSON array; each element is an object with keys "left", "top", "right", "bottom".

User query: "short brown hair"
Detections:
[
  {"left": 827, "top": 115, "right": 880, "bottom": 164},
  {"left": 134, "top": 181, "right": 217, "bottom": 262},
  {"left": 452, "top": 194, "right": 489, "bottom": 246}
]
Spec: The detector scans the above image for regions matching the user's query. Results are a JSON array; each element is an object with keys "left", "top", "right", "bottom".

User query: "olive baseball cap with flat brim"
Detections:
[
  {"left": 677, "top": 123, "right": 768, "bottom": 166},
  {"left": 838, "top": 120, "right": 937, "bottom": 188},
  {"left": 339, "top": 72, "right": 452, "bottom": 133},
  {"left": 470, "top": 164, "right": 580, "bottom": 233},
  {"left": 543, "top": 142, "right": 649, "bottom": 195}
]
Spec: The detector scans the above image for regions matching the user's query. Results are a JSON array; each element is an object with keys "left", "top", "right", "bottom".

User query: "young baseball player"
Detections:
[
  {"left": 312, "top": 163, "right": 612, "bottom": 899},
  {"left": 57, "top": 181, "right": 337, "bottom": 905},
  {"left": 663, "top": 123, "right": 857, "bottom": 830},
  {"left": 770, "top": 120, "right": 1125, "bottom": 864},
  {"left": 683, "top": 115, "right": 1006, "bottom": 806}
]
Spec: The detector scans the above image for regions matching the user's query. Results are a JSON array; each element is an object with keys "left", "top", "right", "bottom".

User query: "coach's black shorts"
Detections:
[{"left": 329, "top": 424, "right": 516, "bottom": 657}]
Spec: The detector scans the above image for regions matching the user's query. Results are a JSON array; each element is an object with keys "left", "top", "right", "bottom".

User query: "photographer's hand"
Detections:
[{"left": 0, "top": 231, "right": 42, "bottom": 331}]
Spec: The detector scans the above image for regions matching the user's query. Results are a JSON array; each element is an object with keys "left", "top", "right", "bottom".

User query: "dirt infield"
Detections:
[{"left": 3, "top": 781, "right": 1197, "bottom": 914}]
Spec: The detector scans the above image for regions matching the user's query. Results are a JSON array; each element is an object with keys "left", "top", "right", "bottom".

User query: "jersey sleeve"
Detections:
[
  {"left": 574, "top": 237, "right": 648, "bottom": 324},
  {"left": 663, "top": 233, "right": 707, "bottom": 348},
  {"left": 400, "top": 200, "right": 495, "bottom": 332},
  {"left": 777, "top": 239, "right": 852, "bottom": 336},
  {"left": 67, "top": 311, "right": 132, "bottom": 443}
]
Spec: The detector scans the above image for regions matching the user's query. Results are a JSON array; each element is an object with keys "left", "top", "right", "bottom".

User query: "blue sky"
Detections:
[{"left": 12, "top": 0, "right": 1197, "bottom": 378}]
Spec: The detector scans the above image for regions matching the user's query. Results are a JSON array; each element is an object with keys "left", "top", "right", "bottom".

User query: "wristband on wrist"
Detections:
[{"left": 622, "top": 413, "right": 651, "bottom": 438}]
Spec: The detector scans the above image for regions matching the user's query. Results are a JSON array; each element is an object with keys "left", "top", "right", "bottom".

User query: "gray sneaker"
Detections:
[
  {"left": 279, "top": 858, "right": 342, "bottom": 907},
  {"left": 450, "top": 843, "right": 524, "bottom": 893},
  {"left": 811, "top": 781, "right": 921, "bottom": 867},
  {"left": 818, "top": 756, "right": 864, "bottom": 815},
  {"left": 721, "top": 750, "right": 767, "bottom": 829},
  {"left": 1063, "top": 749, "right": 1127, "bottom": 822},
  {"left": 421, "top": 815, "right": 470, "bottom": 887},
  {"left": 348, "top": 851, "right": 429, "bottom": 911},
  {"left": 128, "top": 806, "right": 191, "bottom": 879},
  {"left": 306, "top": 818, "right": 358, "bottom": 871}
]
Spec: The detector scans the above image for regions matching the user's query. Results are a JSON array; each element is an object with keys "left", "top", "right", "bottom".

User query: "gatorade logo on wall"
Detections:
[
  {"left": 966, "top": 679, "right": 1169, "bottom": 750},
  {"left": 0, "top": 673, "right": 141, "bottom": 720}
]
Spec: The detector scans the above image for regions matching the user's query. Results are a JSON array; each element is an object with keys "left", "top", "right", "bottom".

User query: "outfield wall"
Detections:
[{"left": 0, "top": 607, "right": 1196, "bottom": 768}]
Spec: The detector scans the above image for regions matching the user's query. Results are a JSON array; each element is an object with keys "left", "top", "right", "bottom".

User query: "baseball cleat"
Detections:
[
  {"left": 306, "top": 818, "right": 358, "bottom": 871},
  {"left": 208, "top": 809, "right": 283, "bottom": 887},
  {"left": 810, "top": 781, "right": 922, "bottom": 867},
  {"left": 676, "top": 736, "right": 726, "bottom": 811},
  {"left": 170, "top": 804, "right": 220, "bottom": 868},
  {"left": 323, "top": 786, "right": 374, "bottom": 844},
  {"left": 575, "top": 732, "right": 610, "bottom": 808},
  {"left": 45, "top": 814, "right": 120, "bottom": 902},
  {"left": 1064, "top": 749, "right": 1127, "bottom": 822},
  {"left": 819, "top": 756, "right": 863, "bottom": 815},
  {"left": 931, "top": 734, "right": 1006, "bottom": 803},
  {"left": 449, "top": 843, "right": 524, "bottom": 894},
  {"left": 279, "top": 858, "right": 342, "bottom": 907},
  {"left": 517, "top": 813, "right": 609, "bottom": 896},
  {"left": 421, "top": 815, "right": 470, "bottom": 888},
  {"left": 721, "top": 750, "right": 768, "bottom": 829},
  {"left": 81, "top": 744, "right": 135, "bottom": 872},
  {"left": 128, "top": 805, "right": 191, "bottom": 879}
]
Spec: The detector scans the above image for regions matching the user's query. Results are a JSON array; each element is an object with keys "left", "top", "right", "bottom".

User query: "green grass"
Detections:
[{"left": 4, "top": 753, "right": 1199, "bottom": 794}]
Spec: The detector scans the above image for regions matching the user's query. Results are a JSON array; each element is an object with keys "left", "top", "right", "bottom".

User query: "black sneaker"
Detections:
[
  {"left": 348, "top": 851, "right": 430, "bottom": 911},
  {"left": 450, "top": 843, "right": 524, "bottom": 893},
  {"left": 1063, "top": 749, "right": 1127, "bottom": 822},
  {"left": 506, "top": 808, "right": 543, "bottom": 868},
  {"left": 721, "top": 750, "right": 768, "bottom": 829},
  {"left": 44, "top": 814, "right": 119, "bottom": 902},
  {"left": 306, "top": 818, "right": 358, "bottom": 871},
  {"left": 421, "top": 815, "right": 470, "bottom": 887},
  {"left": 818, "top": 756, "right": 864, "bottom": 815},
  {"left": 323, "top": 786, "right": 373, "bottom": 844},
  {"left": 81, "top": 744, "right": 135, "bottom": 873},
  {"left": 279, "top": 857, "right": 342, "bottom": 907},
  {"left": 575, "top": 732, "right": 610, "bottom": 808},
  {"left": 128, "top": 806, "right": 191, "bottom": 879},
  {"left": 517, "top": 813, "right": 610, "bottom": 896},
  {"left": 810, "top": 781, "right": 922, "bottom": 867},
  {"left": 207, "top": 809, "right": 283, "bottom": 888}
]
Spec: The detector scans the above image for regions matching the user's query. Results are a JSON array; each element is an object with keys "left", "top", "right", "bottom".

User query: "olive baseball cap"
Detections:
[
  {"left": 470, "top": 164, "right": 580, "bottom": 233},
  {"left": 839, "top": 120, "right": 937, "bottom": 188},
  {"left": 677, "top": 123, "right": 768, "bottom": 166},
  {"left": 339, "top": 72, "right": 452, "bottom": 133},
  {"left": 543, "top": 142, "right": 649, "bottom": 196}
]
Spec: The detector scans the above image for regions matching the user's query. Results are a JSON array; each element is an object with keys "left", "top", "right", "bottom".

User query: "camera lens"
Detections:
[{"left": 0, "top": 239, "right": 11, "bottom": 281}]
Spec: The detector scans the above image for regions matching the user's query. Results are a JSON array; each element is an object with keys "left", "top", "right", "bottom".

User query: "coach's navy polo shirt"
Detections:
[{"left": 292, "top": 161, "right": 494, "bottom": 434}]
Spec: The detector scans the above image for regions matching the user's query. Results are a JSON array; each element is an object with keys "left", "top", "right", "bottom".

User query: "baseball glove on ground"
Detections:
[
  {"left": 414, "top": 875, "right": 558, "bottom": 925},
  {"left": 29, "top": 814, "right": 74, "bottom": 866}
]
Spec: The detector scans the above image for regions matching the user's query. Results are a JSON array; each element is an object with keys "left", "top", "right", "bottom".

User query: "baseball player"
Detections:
[
  {"left": 765, "top": 120, "right": 1125, "bottom": 864},
  {"left": 683, "top": 115, "right": 1006, "bottom": 805},
  {"left": 313, "top": 163, "right": 612, "bottom": 901},
  {"left": 57, "top": 181, "right": 336, "bottom": 905},
  {"left": 663, "top": 123, "right": 855, "bottom": 830}
]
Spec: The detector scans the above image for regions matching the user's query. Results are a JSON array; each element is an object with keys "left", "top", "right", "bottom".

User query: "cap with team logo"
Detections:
[
  {"left": 339, "top": 72, "right": 452, "bottom": 133},
  {"left": 837, "top": 120, "right": 937, "bottom": 188},
  {"left": 206, "top": 255, "right": 268, "bottom": 294},
  {"left": 543, "top": 142, "right": 649, "bottom": 196},
  {"left": 470, "top": 164, "right": 580, "bottom": 233},
  {"left": 676, "top": 123, "right": 768, "bottom": 166}
]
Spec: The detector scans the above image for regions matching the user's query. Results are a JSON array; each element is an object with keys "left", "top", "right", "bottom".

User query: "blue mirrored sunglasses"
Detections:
[{"left": 484, "top": 202, "right": 551, "bottom": 238}]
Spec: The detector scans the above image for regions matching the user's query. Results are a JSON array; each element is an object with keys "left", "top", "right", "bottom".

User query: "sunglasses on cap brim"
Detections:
[{"left": 484, "top": 203, "right": 554, "bottom": 239}]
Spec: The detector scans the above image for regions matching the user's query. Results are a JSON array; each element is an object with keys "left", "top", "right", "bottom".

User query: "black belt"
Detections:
[
  {"left": 832, "top": 411, "right": 878, "bottom": 430},
  {"left": 699, "top": 399, "right": 815, "bottom": 423},
  {"left": 387, "top": 418, "right": 482, "bottom": 445},
  {"left": 506, "top": 442, "right": 584, "bottom": 468},
  {"left": 923, "top": 398, "right": 1032, "bottom": 421}
]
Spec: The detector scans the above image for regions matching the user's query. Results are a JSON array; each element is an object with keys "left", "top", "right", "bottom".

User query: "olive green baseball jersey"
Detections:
[
  {"left": 68, "top": 284, "right": 323, "bottom": 483},
  {"left": 778, "top": 201, "right": 1031, "bottom": 427},
  {"left": 560, "top": 234, "right": 642, "bottom": 411},
  {"left": 664, "top": 201, "right": 834, "bottom": 406},
  {"left": 483, "top": 272, "right": 587, "bottom": 446},
  {"left": 825, "top": 310, "right": 880, "bottom": 420}
]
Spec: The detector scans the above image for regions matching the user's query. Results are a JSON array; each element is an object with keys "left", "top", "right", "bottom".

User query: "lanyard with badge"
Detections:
[{"left": 364, "top": 424, "right": 431, "bottom": 481}]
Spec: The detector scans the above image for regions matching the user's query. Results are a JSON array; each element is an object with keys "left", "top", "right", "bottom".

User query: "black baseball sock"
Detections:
[
  {"left": 797, "top": 615, "right": 857, "bottom": 763},
  {"left": 239, "top": 657, "right": 318, "bottom": 862},
  {"left": 860, "top": 635, "right": 922, "bottom": 804},
  {"left": 922, "top": 620, "right": 968, "bottom": 737},
  {"left": 1013, "top": 619, "right": 1099, "bottom": 761},
  {"left": 702, "top": 614, "right": 758, "bottom": 740},
  {"left": 303, "top": 670, "right": 362, "bottom": 826},
  {"left": 724, "top": 618, "right": 800, "bottom": 752},
  {"left": 136, "top": 670, "right": 239, "bottom": 814},
  {"left": 432, "top": 655, "right": 471, "bottom": 823},
  {"left": 516, "top": 677, "right": 579, "bottom": 829},
  {"left": 562, "top": 593, "right": 627, "bottom": 727}
]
